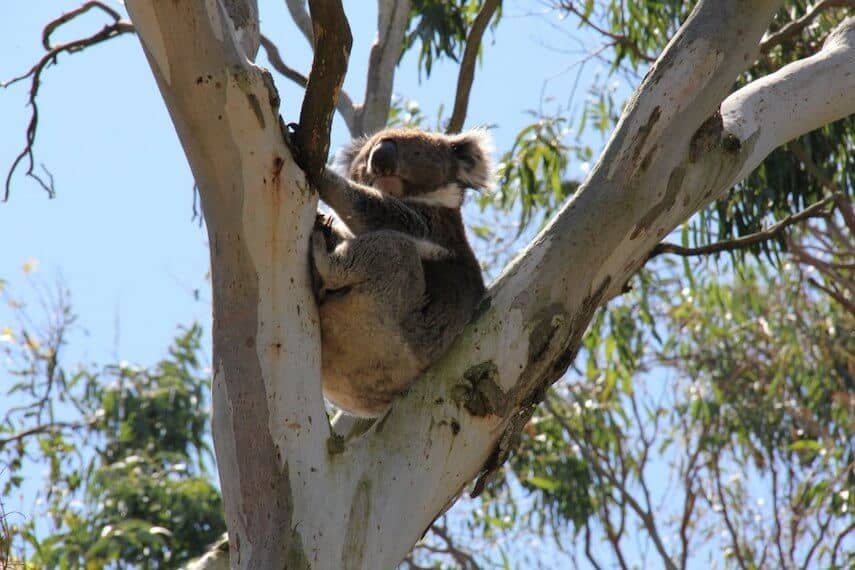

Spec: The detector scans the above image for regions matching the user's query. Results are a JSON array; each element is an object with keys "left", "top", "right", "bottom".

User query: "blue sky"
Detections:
[{"left": 1, "top": 1, "right": 621, "bottom": 564}]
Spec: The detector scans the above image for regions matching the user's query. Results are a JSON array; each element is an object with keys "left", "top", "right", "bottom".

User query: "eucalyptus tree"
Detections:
[{"left": 2, "top": 1, "right": 853, "bottom": 568}]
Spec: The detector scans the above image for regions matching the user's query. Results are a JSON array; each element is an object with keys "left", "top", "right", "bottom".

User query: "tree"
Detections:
[{"left": 2, "top": 1, "right": 853, "bottom": 568}]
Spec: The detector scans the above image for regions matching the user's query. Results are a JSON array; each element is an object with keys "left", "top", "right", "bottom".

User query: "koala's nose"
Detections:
[{"left": 369, "top": 140, "right": 397, "bottom": 176}]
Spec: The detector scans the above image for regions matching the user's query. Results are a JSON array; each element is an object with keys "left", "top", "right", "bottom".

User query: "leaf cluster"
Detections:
[
  {"left": 1, "top": 308, "right": 224, "bottom": 569},
  {"left": 402, "top": 0, "right": 500, "bottom": 79}
]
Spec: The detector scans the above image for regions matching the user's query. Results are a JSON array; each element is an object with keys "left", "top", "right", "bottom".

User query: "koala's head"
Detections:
[{"left": 337, "top": 128, "right": 493, "bottom": 208}]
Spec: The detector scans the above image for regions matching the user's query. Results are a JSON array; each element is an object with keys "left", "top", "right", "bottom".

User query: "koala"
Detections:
[{"left": 311, "top": 127, "right": 492, "bottom": 417}]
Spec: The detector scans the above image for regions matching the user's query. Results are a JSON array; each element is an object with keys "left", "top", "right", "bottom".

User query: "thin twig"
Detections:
[
  {"left": 769, "top": 461, "right": 789, "bottom": 569},
  {"left": 42, "top": 1, "right": 123, "bottom": 49},
  {"left": 830, "top": 521, "right": 855, "bottom": 568},
  {"left": 2, "top": 2, "right": 134, "bottom": 200},
  {"left": 0, "top": 421, "right": 87, "bottom": 449},
  {"left": 760, "top": 0, "right": 855, "bottom": 53},
  {"left": 807, "top": 277, "right": 855, "bottom": 313},
  {"left": 429, "top": 523, "right": 480, "bottom": 569},
  {"left": 446, "top": 0, "right": 500, "bottom": 134},
  {"left": 801, "top": 511, "right": 833, "bottom": 569},
  {"left": 790, "top": 238, "right": 855, "bottom": 292},
  {"left": 555, "top": 1, "right": 656, "bottom": 64},
  {"left": 678, "top": 436, "right": 702, "bottom": 570},
  {"left": 583, "top": 519, "right": 603, "bottom": 570},
  {"left": 649, "top": 195, "right": 838, "bottom": 259},
  {"left": 712, "top": 456, "right": 750, "bottom": 570}
]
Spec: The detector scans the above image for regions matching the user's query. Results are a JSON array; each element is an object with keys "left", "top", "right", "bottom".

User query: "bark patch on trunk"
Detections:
[{"left": 453, "top": 361, "right": 506, "bottom": 417}]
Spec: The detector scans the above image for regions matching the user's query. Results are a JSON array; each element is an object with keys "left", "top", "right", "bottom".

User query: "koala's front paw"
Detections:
[{"left": 315, "top": 213, "right": 335, "bottom": 243}]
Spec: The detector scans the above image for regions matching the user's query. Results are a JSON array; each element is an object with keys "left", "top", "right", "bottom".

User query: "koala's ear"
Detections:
[
  {"left": 334, "top": 135, "right": 369, "bottom": 173},
  {"left": 451, "top": 128, "right": 494, "bottom": 190}
]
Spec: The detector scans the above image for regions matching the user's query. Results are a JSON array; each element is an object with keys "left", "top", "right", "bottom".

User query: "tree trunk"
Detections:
[{"left": 124, "top": 1, "right": 855, "bottom": 567}]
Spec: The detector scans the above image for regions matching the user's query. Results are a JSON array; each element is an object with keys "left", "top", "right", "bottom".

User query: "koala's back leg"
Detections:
[{"left": 312, "top": 229, "right": 427, "bottom": 318}]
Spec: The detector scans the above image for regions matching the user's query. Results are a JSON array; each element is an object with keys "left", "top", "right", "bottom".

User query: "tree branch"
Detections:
[
  {"left": 446, "top": 0, "right": 500, "bottom": 134},
  {"left": 649, "top": 194, "right": 838, "bottom": 259},
  {"left": 678, "top": 435, "right": 703, "bottom": 569},
  {"left": 41, "top": 1, "right": 123, "bottom": 49},
  {"left": 769, "top": 462, "right": 788, "bottom": 570},
  {"left": 0, "top": 421, "right": 87, "bottom": 448},
  {"left": 807, "top": 277, "right": 855, "bottom": 313},
  {"left": 583, "top": 519, "right": 603, "bottom": 570},
  {"left": 721, "top": 16, "right": 855, "bottom": 186},
  {"left": 802, "top": 511, "right": 834, "bottom": 569},
  {"left": 356, "top": 0, "right": 411, "bottom": 135},
  {"left": 712, "top": 457, "right": 750, "bottom": 570},
  {"left": 2, "top": 2, "right": 133, "bottom": 200},
  {"left": 760, "top": 0, "right": 854, "bottom": 53},
  {"left": 259, "top": 34, "right": 358, "bottom": 133},
  {"left": 831, "top": 521, "right": 855, "bottom": 569},
  {"left": 259, "top": 34, "right": 309, "bottom": 88},
  {"left": 285, "top": 0, "right": 315, "bottom": 48},
  {"left": 426, "top": 523, "right": 480, "bottom": 570},
  {"left": 296, "top": 0, "right": 353, "bottom": 181}
]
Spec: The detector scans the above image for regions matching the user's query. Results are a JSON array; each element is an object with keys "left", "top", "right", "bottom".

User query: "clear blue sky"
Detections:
[{"left": 1, "top": 1, "right": 620, "bottom": 565}]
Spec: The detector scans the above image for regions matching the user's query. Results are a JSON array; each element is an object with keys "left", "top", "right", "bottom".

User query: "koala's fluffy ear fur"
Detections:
[
  {"left": 451, "top": 128, "right": 494, "bottom": 191},
  {"left": 334, "top": 135, "right": 369, "bottom": 173}
]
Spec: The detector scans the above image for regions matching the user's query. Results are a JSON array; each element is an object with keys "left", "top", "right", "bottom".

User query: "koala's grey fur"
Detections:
[{"left": 312, "top": 127, "right": 492, "bottom": 417}]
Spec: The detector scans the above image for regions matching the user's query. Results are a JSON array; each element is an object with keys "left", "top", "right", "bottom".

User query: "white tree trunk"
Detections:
[{"left": 124, "top": 1, "right": 855, "bottom": 567}]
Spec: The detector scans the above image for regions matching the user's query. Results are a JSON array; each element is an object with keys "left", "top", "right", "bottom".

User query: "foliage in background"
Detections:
[
  {"left": 403, "top": 0, "right": 501, "bottom": 79},
  {"left": 485, "top": 1, "right": 853, "bottom": 260},
  {"left": 1, "top": 284, "right": 223, "bottom": 569}
]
